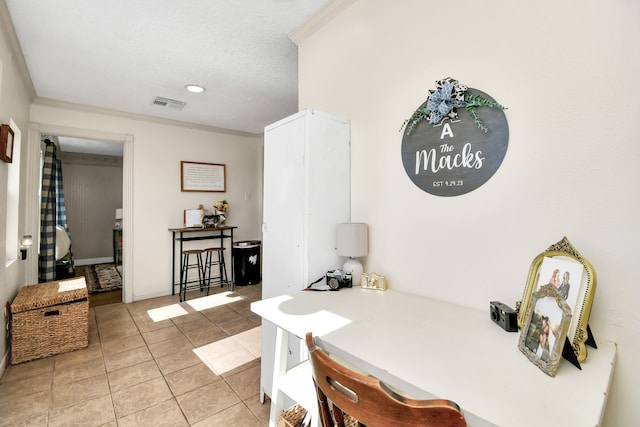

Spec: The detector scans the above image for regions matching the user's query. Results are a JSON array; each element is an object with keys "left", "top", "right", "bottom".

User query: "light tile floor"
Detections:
[{"left": 0, "top": 284, "right": 271, "bottom": 426}]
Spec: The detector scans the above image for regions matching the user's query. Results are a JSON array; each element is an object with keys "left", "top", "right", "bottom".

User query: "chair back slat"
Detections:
[{"left": 305, "top": 333, "right": 467, "bottom": 427}]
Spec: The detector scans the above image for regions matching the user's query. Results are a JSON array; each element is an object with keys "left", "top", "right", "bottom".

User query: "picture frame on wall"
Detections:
[
  {"left": 517, "top": 236, "right": 596, "bottom": 363},
  {"left": 0, "top": 124, "right": 15, "bottom": 163},
  {"left": 518, "top": 284, "right": 572, "bottom": 377},
  {"left": 180, "top": 161, "right": 226, "bottom": 192}
]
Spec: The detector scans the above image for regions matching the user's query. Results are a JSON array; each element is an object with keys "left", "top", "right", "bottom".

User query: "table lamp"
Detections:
[
  {"left": 20, "top": 235, "right": 33, "bottom": 260},
  {"left": 337, "top": 223, "right": 368, "bottom": 286},
  {"left": 115, "top": 208, "right": 123, "bottom": 229}
]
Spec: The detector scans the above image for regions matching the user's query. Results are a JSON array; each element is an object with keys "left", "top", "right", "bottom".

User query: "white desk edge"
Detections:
[{"left": 251, "top": 288, "right": 616, "bottom": 427}]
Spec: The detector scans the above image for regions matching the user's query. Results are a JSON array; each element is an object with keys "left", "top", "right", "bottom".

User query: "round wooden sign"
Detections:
[{"left": 401, "top": 88, "right": 509, "bottom": 197}]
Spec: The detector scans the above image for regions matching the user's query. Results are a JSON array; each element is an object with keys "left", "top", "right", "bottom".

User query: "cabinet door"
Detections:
[
  {"left": 305, "top": 111, "right": 351, "bottom": 280},
  {"left": 262, "top": 112, "right": 306, "bottom": 299}
]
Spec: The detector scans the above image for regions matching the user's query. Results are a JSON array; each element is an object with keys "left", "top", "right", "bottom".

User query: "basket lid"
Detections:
[{"left": 11, "top": 278, "right": 88, "bottom": 313}]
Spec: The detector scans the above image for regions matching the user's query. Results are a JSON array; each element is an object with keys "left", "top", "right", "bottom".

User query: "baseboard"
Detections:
[
  {"left": 133, "top": 289, "right": 174, "bottom": 302},
  {"left": 75, "top": 257, "right": 113, "bottom": 266}
]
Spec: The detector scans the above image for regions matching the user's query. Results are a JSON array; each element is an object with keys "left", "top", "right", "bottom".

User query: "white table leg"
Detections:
[{"left": 269, "top": 326, "right": 289, "bottom": 427}]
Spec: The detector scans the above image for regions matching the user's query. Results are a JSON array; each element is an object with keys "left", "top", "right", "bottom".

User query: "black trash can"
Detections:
[{"left": 233, "top": 240, "right": 261, "bottom": 285}]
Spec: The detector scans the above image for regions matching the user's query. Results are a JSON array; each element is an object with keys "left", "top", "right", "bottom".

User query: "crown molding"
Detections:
[
  {"left": 0, "top": 0, "right": 37, "bottom": 100},
  {"left": 289, "top": 0, "right": 357, "bottom": 45},
  {"left": 32, "top": 97, "right": 262, "bottom": 138}
]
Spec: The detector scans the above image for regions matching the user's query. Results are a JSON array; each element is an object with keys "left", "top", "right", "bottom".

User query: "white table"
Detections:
[{"left": 251, "top": 288, "right": 616, "bottom": 427}]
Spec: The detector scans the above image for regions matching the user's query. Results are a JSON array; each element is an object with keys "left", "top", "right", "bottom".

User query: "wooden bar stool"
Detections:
[
  {"left": 203, "top": 247, "right": 232, "bottom": 291},
  {"left": 180, "top": 249, "right": 206, "bottom": 302}
]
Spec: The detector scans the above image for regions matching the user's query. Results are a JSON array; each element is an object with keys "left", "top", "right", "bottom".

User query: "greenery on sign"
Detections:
[{"left": 401, "top": 77, "right": 506, "bottom": 135}]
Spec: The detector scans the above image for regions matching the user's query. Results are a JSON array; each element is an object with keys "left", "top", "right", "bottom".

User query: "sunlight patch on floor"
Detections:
[
  {"left": 146, "top": 291, "right": 245, "bottom": 322},
  {"left": 146, "top": 303, "right": 190, "bottom": 322},
  {"left": 186, "top": 291, "right": 245, "bottom": 311},
  {"left": 194, "top": 326, "right": 261, "bottom": 375}
]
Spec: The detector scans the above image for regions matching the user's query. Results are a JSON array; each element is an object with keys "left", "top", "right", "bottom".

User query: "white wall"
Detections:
[
  {"left": 296, "top": 1, "right": 639, "bottom": 425},
  {"left": 30, "top": 104, "right": 263, "bottom": 301},
  {"left": 0, "top": 5, "right": 35, "bottom": 370}
]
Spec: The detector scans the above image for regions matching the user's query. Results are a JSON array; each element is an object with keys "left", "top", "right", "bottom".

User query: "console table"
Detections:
[
  {"left": 251, "top": 288, "right": 616, "bottom": 427},
  {"left": 168, "top": 226, "right": 236, "bottom": 295}
]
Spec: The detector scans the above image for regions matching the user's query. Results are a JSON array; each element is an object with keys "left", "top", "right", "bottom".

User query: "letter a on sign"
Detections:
[{"left": 440, "top": 123, "right": 454, "bottom": 139}]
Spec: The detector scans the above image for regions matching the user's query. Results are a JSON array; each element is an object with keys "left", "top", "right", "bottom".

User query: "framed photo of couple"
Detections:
[
  {"left": 519, "top": 284, "right": 572, "bottom": 377},
  {"left": 517, "top": 237, "right": 597, "bottom": 367}
]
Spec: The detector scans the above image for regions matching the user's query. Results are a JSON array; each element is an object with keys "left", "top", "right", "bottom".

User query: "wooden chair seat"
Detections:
[{"left": 305, "top": 332, "right": 467, "bottom": 427}]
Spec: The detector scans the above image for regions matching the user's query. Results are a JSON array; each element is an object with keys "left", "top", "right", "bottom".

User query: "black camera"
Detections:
[
  {"left": 490, "top": 301, "right": 518, "bottom": 332},
  {"left": 326, "top": 270, "right": 352, "bottom": 290}
]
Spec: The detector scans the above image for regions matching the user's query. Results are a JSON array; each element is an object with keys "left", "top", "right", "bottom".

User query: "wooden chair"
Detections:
[{"left": 305, "top": 333, "right": 467, "bottom": 427}]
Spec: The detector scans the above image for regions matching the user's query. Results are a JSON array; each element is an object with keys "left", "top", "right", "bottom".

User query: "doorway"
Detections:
[
  {"left": 54, "top": 136, "right": 123, "bottom": 305},
  {"left": 25, "top": 124, "right": 133, "bottom": 303}
]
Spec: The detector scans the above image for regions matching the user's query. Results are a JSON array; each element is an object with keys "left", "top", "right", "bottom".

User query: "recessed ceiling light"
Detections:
[{"left": 185, "top": 84, "right": 205, "bottom": 93}]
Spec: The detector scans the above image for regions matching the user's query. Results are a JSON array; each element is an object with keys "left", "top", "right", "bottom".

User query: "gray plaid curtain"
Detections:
[
  {"left": 39, "top": 141, "right": 57, "bottom": 282},
  {"left": 39, "top": 140, "right": 75, "bottom": 282}
]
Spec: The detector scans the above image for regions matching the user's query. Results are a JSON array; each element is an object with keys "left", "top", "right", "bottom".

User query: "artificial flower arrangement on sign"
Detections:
[
  {"left": 202, "top": 199, "right": 229, "bottom": 228},
  {"left": 400, "top": 77, "right": 506, "bottom": 135}
]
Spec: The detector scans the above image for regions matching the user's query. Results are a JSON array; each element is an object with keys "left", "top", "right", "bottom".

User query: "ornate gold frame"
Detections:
[
  {"left": 518, "top": 284, "right": 572, "bottom": 377},
  {"left": 517, "top": 237, "right": 596, "bottom": 362}
]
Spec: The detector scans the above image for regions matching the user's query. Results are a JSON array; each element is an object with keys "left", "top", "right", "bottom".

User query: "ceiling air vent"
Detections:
[{"left": 151, "top": 96, "right": 186, "bottom": 111}]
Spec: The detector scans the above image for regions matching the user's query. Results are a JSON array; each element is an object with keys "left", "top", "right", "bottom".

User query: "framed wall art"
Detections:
[
  {"left": 518, "top": 284, "right": 572, "bottom": 377},
  {"left": 517, "top": 237, "right": 597, "bottom": 363},
  {"left": 0, "top": 124, "right": 15, "bottom": 163},
  {"left": 181, "top": 161, "right": 226, "bottom": 192}
]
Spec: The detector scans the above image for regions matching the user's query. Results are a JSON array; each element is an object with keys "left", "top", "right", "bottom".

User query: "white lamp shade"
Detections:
[
  {"left": 336, "top": 223, "right": 368, "bottom": 258},
  {"left": 115, "top": 208, "right": 123, "bottom": 219}
]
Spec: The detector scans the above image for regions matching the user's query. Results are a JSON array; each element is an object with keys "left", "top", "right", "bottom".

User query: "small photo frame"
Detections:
[
  {"left": 519, "top": 284, "right": 572, "bottom": 377},
  {"left": 517, "top": 237, "right": 596, "bottom": 363},
  {"left": 0, "top": 124, "right": 15, "bottom": 163}
]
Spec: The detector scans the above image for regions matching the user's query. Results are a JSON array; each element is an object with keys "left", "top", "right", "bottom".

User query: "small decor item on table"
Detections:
[
  {"left": 212, "top": 199, "right": 229, "bottom": 226},
  {"left": 184, "top": 207, "right": 203, "bottom": 227},
  {"left": 489, "top": 301, "right": 518, "bottom": 332},
  {"left": 518, "top": 284, "right": 572, "bottom": 377},
  {"left": 201, "top": 211, "right": 220, "bottom": 228},
  {"left": 361, "top": 272, "right": 387, "bottom": 290},
  {"left": 517, "top": 236, "right": 596, "bottom": 363}
]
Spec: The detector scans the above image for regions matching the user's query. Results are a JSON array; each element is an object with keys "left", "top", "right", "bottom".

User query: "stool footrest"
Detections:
[
  {"left": 179, "top": 250, "right": 208, "bottom": 302},
  {"left": 203, "top": 247, "right": 232, "bottom": 292}
]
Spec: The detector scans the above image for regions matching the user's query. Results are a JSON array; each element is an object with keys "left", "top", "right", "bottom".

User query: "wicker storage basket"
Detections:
[
  {"left": 278, "top": 404, "right": 358, "bottom": 427},
  {"left": 11, "top": 277, "right": 89, "bottom": 364},
  {"left": 278, "top": 404, "right": 308, "bottom": 427}
]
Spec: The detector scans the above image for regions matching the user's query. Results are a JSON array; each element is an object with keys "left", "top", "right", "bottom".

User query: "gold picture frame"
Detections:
[
  {"left": 517, "top": 236, "right": 596, "bottom": 362},
  {"left": 518, "top": 284, "right": 572, "bottom": 377}
]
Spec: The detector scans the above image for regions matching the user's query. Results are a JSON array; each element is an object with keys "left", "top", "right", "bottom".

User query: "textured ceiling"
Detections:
[{"left": 5, "top": 0, "right": 330, "bottom": 134}]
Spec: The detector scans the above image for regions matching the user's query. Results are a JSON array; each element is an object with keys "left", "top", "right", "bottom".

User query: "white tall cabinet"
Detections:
[{"left": 261, "top": 109, "right": 350, "bottom": 404}]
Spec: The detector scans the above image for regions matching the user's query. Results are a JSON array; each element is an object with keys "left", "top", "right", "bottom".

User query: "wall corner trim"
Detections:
[{"left": 289, "top": 0, "right": 357, "bottom": 45}]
